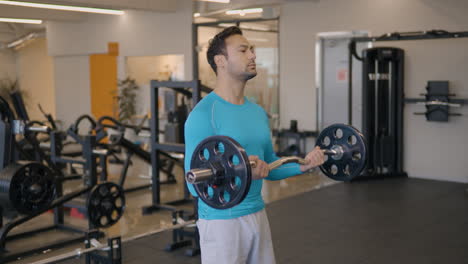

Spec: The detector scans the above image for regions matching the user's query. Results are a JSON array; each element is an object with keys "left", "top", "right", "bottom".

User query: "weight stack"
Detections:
[{"left": 361, "top": 47, "right": 407, "bottom": 179}]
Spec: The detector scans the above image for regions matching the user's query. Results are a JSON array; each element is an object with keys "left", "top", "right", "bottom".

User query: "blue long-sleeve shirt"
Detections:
[{"left": 184, "top": 92, "right": 302, "bottom": 220}]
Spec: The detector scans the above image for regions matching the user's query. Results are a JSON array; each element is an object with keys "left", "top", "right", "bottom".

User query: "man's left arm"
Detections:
[{"left": 264, "top": 134, "right": 303, "bottom": 181}]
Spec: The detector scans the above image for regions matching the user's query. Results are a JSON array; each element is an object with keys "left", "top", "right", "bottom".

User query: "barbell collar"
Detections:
[{"left": 186, "top": 168, "right": 214, "bottom": 184}]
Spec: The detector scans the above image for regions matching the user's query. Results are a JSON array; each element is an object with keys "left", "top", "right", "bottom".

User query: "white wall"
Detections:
[
  {"left": 126, "top": 54, "right": 185, "bottom": 115},
  {"left": 16, "top": 38, "right": 55, "bottom": 121},
  {"left": 54, "top": 55, "right": 91, "bottom": 127},
  {"left": 0, "top": 50, "right": 17, "bottom": 81},
  {"left": 46, "top": 0, "right": 193, "bottom": 127},
  {"left": 280, "top": 0, "right": 468, "bottom": 182}
]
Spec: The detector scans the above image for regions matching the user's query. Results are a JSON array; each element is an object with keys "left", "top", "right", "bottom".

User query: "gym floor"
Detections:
[
  {"left": 6, "top": 156, "right": 335, "bottom": 263},
  {"left": 7, "top": 156, "right": 468, "bottom": 264},
  {"left": 97, "top": 177, "right": 468, "bottom": 264}
]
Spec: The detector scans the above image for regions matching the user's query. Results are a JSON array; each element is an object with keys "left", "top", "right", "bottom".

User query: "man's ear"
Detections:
[{"left": 214, "top": 54, "right": 226, "bottom": 70}]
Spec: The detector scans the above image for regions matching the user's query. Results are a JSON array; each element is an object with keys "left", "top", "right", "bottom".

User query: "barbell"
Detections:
[{"left": 185, "top": 124, "right": 367, "bottom": 209}]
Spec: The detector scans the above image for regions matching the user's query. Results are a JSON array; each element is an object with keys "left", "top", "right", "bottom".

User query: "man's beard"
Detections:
[{"left": 242, "top": 71, "right": 257, "bottom": 81}]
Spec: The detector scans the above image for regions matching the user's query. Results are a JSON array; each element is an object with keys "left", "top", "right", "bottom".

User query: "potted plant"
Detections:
[
  {"left": 116, "top": 77, "right": 139, "bottom": 125},
  {"left": 114, "top": 77, "right": 139, "bottom": 142}
]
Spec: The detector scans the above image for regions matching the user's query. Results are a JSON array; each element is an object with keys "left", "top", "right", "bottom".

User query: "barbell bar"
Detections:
[{"left": 185, "top": 124, "right": 367, "bottom": 209}]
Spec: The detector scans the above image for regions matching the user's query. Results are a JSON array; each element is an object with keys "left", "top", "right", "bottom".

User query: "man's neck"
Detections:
[{"left": 214, "top": 74, "right": 246, "bottom": 105}]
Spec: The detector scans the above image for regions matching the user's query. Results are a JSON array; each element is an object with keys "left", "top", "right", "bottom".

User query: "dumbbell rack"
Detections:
[{"left": 142, "top": 80, "right": 202, "bottom": 214}]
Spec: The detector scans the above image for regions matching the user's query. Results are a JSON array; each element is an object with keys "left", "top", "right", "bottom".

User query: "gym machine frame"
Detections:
[
  {"left": 97, "top": 116, "right": 181, "bottom": 193},
  {"left": 0, "top": 114, "right": 101, "bottom": 262},
  {"left": 348, "top": 30, "right": 468, "bottom": 179},
  {"left": 142, "top": 80, "right": 202, "bottom": 214}
]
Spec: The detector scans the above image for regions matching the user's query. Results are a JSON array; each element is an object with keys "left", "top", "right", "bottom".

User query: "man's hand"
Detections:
[
  {"left": 300, "top": 146, "right": 325, "bottom": 172},
  {"left": 249, "top": 155, "right": 270, "bottom": 180}
]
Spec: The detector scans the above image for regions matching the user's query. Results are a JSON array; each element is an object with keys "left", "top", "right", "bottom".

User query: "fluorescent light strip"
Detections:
[
  {"left": 218, "top": 23, "right": 270, "bottom": 32},
  {"left": 226, "top": 8, "right": 263, "bottom": 16},
  {"left": 198, "top": 0, "right": 230, "bottom": 3},
  {"left": 0, "top": 0, "right": 124, "bottom": 15},
  {"left": 0, "top": 17, "right": 42, "bottom": 24}
]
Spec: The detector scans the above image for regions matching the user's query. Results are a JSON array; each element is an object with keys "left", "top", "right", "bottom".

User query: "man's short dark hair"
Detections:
[{"left": 206, "top": 26, "right": 243, "bottom": 75}]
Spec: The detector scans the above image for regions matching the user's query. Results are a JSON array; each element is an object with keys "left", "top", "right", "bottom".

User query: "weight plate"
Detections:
[
  {"left": 316, "top": 124, "right": 367, "bottom": 181},
  {"left": 0, "top": 162, "right": 56, "bottom": 215},
  {"left": 190, "top": 136, "right": 251, "bottom": 210},
  {"left": 87, "top": 182, "right": 125, "bottom": 228}
]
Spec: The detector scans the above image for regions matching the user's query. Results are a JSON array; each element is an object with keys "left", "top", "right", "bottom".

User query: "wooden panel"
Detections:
[{"left": 89, "top": 54, "right": 117, "bottom": 119}]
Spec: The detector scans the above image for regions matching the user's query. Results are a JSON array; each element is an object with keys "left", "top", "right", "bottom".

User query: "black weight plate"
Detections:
[
  {"left": 315, "top": 124, "right": 367, "bottom": 181},
  {"left": 190, "top": 136, "right": 251, "bottom": 210},
  {"left": 87, "top": 182, "right": 125, "bottom": 228},
  {"left": 0, "top": 162, "right": 56, "bottom": 215}
]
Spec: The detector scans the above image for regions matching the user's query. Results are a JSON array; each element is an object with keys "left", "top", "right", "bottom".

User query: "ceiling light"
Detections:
[
  {"left": 194, "top": 13, "right": 201, "bottom": 17},
  {"left": 198, "top": 0, "right": 230, "bottom": 3},
  {"left": 218, "top": 23, "right": 235, "bottom": 27},
  {"left": 0, "top": 0, "right": 124, "bottom": 15},
  {"left": 219, "top": 23, "right": 270, "bottom": 32},
  {"left": 0, "top": 17, "right": 42, "bottom": 24},
  {"left": 226, "top": 8, "right": 263, "bottom": 16}
]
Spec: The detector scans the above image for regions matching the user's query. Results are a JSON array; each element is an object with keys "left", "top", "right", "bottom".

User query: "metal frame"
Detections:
[
  {"left": 347, "top": 29, "right": 468, "bottom": 179},
  {"left": 29, "top": 220, "right": 196, "bottom": 264},
  {"left": 142, "top": 80, "right": 201, "bottom": 215},
  {"left": 352, "top": 30, "right": 468, "bottom": 43},
  {"left": 0, "top": 123, "right": 104, "bottom": 262},
  {"left": 0, "top": 185, "right": 102, "bottom": 263},
  {"left": 361, "top": 47, "right": 406, "bottom": 178},
  {"left": 113, "top": 136, "right": 182, "bottom": 192}
]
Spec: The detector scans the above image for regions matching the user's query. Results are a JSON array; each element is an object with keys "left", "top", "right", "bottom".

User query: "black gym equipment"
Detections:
[
  {"left": 361, "top": 47, "right": 406, "bottom": 178},
  {"left": 142, "top": 80, "right": 202, "bottom": 215},
  {"left": 186, "top": 124, "right": 367, "bottom": 209},
  {"left": 348, "top": 29, "right": 468, "bottom": 179},
  {"left": 405, "top": 81, "right": 468, "bottom": 121},
  {"left": 0, "top": 162, "right": 56, "bottom": 215},
  {"left": 96, "top": 115, "right": 182, "bottom": 193},
  {"left": 0, "top": 97, "right": 126, "bottom": 262},
  {"left": 164, "top": 209, "right": 200, "bottom": 257},
  {"left": 0, "top": 181, "right": 125, "bottom": 263},
  {"left": 315, "top": 124, "right": 367, "bottom": 181},
  {"left": 187, "top": 135, "right": 252, "bottom": 210}
]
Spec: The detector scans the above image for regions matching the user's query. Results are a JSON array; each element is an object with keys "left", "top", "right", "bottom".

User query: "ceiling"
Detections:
[{"left": 0, "top": 0, "right": 314, "bottom": 43}]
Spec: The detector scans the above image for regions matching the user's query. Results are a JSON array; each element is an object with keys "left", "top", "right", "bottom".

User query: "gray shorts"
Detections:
[{"left": 197, "top": 209, "right": 276, "bottom": 264}]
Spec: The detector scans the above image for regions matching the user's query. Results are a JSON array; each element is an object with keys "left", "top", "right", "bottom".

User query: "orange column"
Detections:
[{"left": 89, "top": 42, "right": 119, "bottom": 119}]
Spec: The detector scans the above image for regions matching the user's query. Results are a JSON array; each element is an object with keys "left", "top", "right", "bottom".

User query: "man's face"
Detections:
[{"left": 222, "top": 34, "right": 257, "bottom": 80}]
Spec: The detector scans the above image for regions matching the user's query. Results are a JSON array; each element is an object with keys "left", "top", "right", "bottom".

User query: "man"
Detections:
[{"left": 184, "top": 26, "right": 325, "bottom": 264}]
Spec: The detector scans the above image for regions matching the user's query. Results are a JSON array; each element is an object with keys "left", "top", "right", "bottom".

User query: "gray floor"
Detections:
[
  {"left": 270, "top": 177, "right": 468, "bottom": 264},
  {"left": 58, "top": 177, "right": 468, "bottom": 264}
]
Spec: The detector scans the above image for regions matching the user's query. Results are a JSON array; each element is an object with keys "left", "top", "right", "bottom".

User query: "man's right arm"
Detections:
[{"left": 184, "top": 109, "right": 215, "bottom": 197}]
